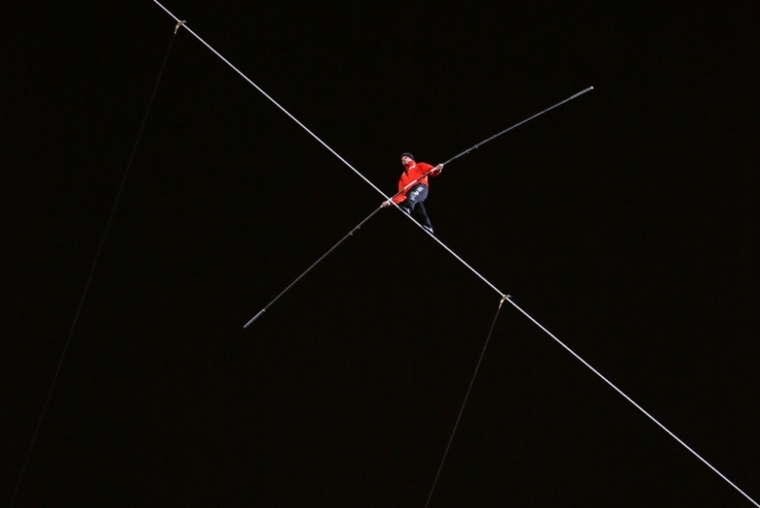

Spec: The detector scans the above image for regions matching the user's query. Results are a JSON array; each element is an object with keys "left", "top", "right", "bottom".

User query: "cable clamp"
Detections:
[
  {"left": 174, "top": 20, "right": 186, "bottom": 34},
  {"left": 500, "top": 294, "right": 510, "bottom": 303}
]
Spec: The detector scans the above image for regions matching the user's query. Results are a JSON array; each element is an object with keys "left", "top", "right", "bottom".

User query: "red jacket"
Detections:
[{"left": 392, "top": 161, "right": 440, "bottom": 203}]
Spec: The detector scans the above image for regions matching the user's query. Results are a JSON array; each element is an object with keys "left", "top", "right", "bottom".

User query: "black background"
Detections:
[{"left": 3, "top": 1, "right": 759, "bottom": 506}]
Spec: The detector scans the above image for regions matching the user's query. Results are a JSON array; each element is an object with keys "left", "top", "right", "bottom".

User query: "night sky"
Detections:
[{"left": 3, "top": 1, "right": 760, "bottom": 506}]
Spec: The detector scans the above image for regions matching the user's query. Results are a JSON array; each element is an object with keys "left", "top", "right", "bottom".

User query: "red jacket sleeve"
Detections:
[
  {"left": 417, "top": 162, "right": 433, "bottom": 174},
  {"left": 418, "top": 162, "right": 441, "bottom": 178}
]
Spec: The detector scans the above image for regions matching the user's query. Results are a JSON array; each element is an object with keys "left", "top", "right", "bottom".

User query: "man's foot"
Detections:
[
  {"left": 422, "top": 225, "right": 434, "bottom": 235},
  {"left": 399, "top": 206, "right": 411, "bottom": 216}
]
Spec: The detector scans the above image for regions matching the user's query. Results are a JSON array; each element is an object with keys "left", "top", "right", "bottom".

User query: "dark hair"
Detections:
[{"left": 401, "top": 152, "right": 414, "bottom": 160}]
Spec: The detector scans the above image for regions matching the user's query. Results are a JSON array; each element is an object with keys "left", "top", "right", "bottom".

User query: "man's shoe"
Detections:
[{"left": 422, "top": 225, "right": 434, "bottom": 235}]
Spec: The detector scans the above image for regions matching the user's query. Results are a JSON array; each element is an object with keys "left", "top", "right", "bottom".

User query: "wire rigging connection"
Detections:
[
  {"left": 152, "top": 3, "right": 759, "bottom": 507},
  {"left": 9, "top": 24, "right": 182, "bottom": 508}
]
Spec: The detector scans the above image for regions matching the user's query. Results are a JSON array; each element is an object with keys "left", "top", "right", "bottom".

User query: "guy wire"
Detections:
[
  {"left": 9, "top": 25, "right": 180, "bottom": 508},
  {"left": 424, "top": 298, "right": 506, "bottom": 508}
]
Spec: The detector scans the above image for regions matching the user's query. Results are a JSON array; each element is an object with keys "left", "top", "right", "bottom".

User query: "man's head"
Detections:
[{"left": 401, "top": 152, "right": 414, "bottom": 166}]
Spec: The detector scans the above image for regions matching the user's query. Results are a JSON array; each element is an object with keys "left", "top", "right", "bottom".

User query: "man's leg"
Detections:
[
  {"left": 398, "top": 184, "right": 427, "bottom": 216},
  {"left": 397, "top": 201, "right": 412, "bottom": 215},
  {"left": 413, "top": 202, "right": 433, "bottom": 231},
  {"left": 405, "top": 184, "right": 433, "bottom": 233}
]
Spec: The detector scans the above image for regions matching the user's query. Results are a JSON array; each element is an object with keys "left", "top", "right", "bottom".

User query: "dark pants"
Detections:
[{"left": 398, "top": 184, "right": 432, "bottom": 229}]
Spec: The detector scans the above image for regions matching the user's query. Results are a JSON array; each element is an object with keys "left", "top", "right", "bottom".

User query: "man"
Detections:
[{"left": 381, "top": 152, "right": 443, "bottom": 235}]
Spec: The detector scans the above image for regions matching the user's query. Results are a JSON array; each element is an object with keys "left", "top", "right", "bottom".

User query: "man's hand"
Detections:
[
  {"left": 381, "top": 200, "right": 393, "bottom": 208},
  {"left": 432, "top": 164, "right": 443, "bottom": 175}
]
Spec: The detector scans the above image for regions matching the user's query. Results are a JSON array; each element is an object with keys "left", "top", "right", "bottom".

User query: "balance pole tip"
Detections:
[{"left": 243, "top": 309, "right": 266, "bottom": 329}]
